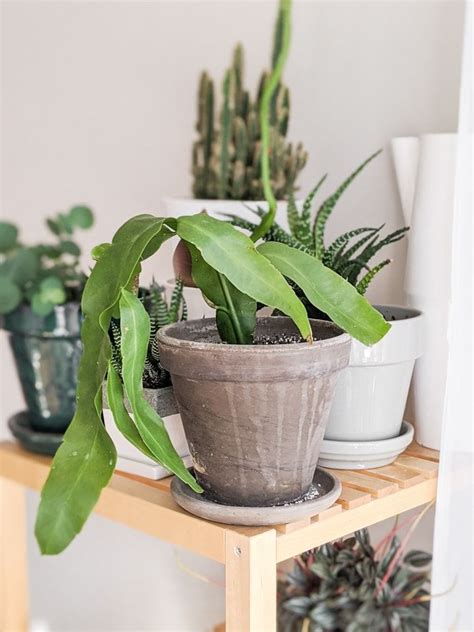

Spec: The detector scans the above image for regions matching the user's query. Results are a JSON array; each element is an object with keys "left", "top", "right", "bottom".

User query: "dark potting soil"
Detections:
[{"left": 253, "top": 333, "right": 305, "bottom": 345}]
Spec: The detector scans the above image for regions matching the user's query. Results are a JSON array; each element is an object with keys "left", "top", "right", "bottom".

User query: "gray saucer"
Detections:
[
  {"left": 8, "top": 411, "right": 64, "bottom": 456},
  {"left": 318, "top": 421, "right": 414, "bottom": 470},
  {"left": 171, "top": 468, "right": 341, "bottom": 526}
]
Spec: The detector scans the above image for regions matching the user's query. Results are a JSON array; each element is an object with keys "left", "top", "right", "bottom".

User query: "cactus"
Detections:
[
  {"left": 192, "top": 35, "right": 307, "bottom": 201},
  {"left": 0, "top": 205, "right": 94, "bottom": 316},
  {"left": 225, "top": 150, "right": 409, "bottom": 295},
  {"left": 109, "top": 279, "right": 187, "bottom": 389}
]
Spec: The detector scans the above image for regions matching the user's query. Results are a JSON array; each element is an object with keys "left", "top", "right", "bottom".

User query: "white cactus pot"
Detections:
[{"left": 325, "top": 306, "right": 424, "bottom": 442}]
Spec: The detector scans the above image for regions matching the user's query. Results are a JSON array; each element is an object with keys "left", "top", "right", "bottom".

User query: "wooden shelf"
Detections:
[{"left": 0, "top": 440, "right": 438, "bottom": 632}]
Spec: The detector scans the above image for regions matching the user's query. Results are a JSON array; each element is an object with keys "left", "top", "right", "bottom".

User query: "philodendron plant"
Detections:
[
  {"left": 226, "top": 151, "right": 409, "bottom": 295},
  {"left": 35, "top": 0, "right": 390, "bottom": 555}
]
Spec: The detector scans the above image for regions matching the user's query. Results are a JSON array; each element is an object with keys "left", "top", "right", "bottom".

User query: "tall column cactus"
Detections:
[{"left": 191, "top": 9, "right": 307, "bottom": 201}]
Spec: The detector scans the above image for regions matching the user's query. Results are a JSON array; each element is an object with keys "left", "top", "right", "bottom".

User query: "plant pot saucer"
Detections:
[
  {"left": 8, "top": 411, "right": 64, "bottom": 456},
  {"left": 318, "top": 421, "right": 414, "bottom": 470},
  {"left": 170, "top": 468, "right": 342, "bottom": 526}
]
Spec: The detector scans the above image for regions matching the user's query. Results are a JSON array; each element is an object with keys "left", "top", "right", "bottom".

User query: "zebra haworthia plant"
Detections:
[
  {"left": 109, "top": 279, "right": 187, "bottom": 389},
  {"left": 35, "top": 0, "right": 390, "bottom": 555},
  {"left": 226, "top": 150, "right": 409, "bottom": 295}
]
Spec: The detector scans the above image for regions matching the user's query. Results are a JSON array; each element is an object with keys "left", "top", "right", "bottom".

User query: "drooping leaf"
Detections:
[
  {"left": 176, "top": 213, "right": 311, "bottom": 341},
  {"left": 119, "top": 289, "right": 202, "bottom": 492},
  {"left": 257, "top": 241, "right": 390, "bottom": 345},
  {"left": 35, "top": 215, "right": 175, "bottom": 555},
  {"left": 106, "top": 363, "right": 155, "bottom": 461},
  {"left": 188, "top": 242, "right": 256, "bottom": 344}
]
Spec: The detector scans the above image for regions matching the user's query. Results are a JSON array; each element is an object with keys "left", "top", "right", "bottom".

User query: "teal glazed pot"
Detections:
[{"left": 3, "top": 303, "right": 82, "bottom": 432}]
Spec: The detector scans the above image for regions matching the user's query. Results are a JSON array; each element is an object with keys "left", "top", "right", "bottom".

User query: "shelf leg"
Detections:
[
  {"left": 0, "top": 478, "right": 28, "bottom": 632},
  {"left": 225, "top": 529, "right": 277, "bottom": 632}
]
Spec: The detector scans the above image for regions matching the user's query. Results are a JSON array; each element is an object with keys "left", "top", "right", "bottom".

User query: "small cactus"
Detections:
[{"left": 192, "top": 35, "right": 307, "bottom": 201}]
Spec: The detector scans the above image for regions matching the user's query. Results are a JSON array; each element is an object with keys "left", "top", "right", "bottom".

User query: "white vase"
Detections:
[
  {"left": 391, "top": 134, "right": 457, "bottom": 449},
  {"left": 325, "top": 306, "right": 424, "bottom": 442}
]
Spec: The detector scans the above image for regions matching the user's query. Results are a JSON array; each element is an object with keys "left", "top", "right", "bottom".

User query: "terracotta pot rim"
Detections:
[{"left": 157, "top": 316, "right": 350, "bottom": 355}]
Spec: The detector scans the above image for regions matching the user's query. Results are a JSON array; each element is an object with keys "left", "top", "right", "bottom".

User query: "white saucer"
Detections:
[{"left": 318, "top": 422, "right": 414, "bottom": 469}]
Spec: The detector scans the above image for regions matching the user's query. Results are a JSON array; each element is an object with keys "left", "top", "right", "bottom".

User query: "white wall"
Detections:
[{"left": 1, "top": 1, "right": 464, "bottom": 630}]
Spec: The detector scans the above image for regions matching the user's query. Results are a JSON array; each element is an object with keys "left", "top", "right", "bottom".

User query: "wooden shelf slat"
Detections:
[
  {"left": 336, "top": 486, "right": 372, "bottom": 509},
  {"left": 325, "top": 469, "right": 399, "bottom": 498},
  {"left": 361, "top": 464, "right": 425, "bottom": 488}
]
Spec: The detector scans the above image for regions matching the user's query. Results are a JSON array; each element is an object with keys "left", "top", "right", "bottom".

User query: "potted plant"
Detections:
[
  {"left": 229, "top": 153, "right": 423, "bottom": 465},
  {"left": 0, "top": 205, "right": 94, "bottom": 444},
  {"left": 163, "top": 9, "right": 308, "bottom": 315},
  {"left": 278, "top": 526, "right": 431, "bottom": 631},
  {"left": 34, "top": 0, "right": 390, "bottom": 554}
]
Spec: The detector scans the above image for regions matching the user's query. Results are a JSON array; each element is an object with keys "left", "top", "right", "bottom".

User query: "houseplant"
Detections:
[
  {"left": 278, "top": 527, "right": 431, "bottom": 631},
  {"left": 228, "top": 152, "right": 422, "bottom": 457},
  {"left": 35, "top": 0, "right": 390, "bottom": 554},
  {"left": 0, "top": 205, "right": 94, "bottom": 433}
]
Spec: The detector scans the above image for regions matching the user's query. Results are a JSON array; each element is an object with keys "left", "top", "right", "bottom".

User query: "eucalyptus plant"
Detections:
[
  {"left": 278, "top": 529, "right": 431, "bottom": 631},
  {"left": 0, "top": 205, "right": 94, "bottom": 316},
  {"left": 226, "top": 151, "right": 409, "bottom": 295},
  {"left": 35, "top": 0, "right": 390, "bottom": 555},
  {"left": 110, "top": 279, "right": 187, "bottom": 389}
]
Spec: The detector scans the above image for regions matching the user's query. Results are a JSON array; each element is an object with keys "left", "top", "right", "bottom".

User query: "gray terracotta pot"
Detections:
[{"left": 157, "top": 316, "right": 351, "bottom": 507}]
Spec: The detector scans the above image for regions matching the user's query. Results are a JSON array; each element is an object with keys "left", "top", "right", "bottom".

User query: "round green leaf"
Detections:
[
  {"left": 60, "top": 240, "right": 81, "bottom": 256},
  {"left": 9, "top": 248, "right": 40, "bottom": 285},
  {"left": 56, "top": 213, "right": 74, "bottom": 235},
  {"left": 31, "top": 292, "right": 55, "bottom": 316},
  {"left": 39, "top": 276, "right": 66, "bottom": 305},
  {"left": 69, "top": 206, "right": 94, "bottom": 229},
  {"left": 0, "top": 222, "right": 18, "bottom": 253},
  {"left": 0, "top": 278, "right": 21, "bottom": 314}
]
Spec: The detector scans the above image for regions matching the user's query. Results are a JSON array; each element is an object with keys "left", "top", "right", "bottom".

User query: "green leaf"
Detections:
[
  {"left": 403, "top": 550, "right": 432, "bottom": 568},
  {"left": 313, "top": 150, "right": 382, "bottom": 258},
  {"left": 35, "top": 214, "right": 174, "bottom": 555},
  {"left": 176, "top": 213, "right": 311, "bottom": 341},
  {"left": 60, "top": 240, "right": 81, "bottom": 257},
  {"left": 257, "top": 241, "right": 390, "bottom": 345},
  {"left": 8, "top": 248, "right": 40, "bottom": 286},
  {"left": 188, "top": 242, "right": 256, "bottom": 344},
  {"left": 0, "top": 278, "right": 21, "bottom": 314},
  {"left": 106, "top": 363, "right": 155, "bottom": 461},
  {"left": 46, "top": 218, "right": 61, "bottom": 236},
  {"left": 356, "top": 259, "right": 391, "bottom": 295},
  {"left": 0, "top": 222, "right": 18, "bottom": 253},
  {"left": 119, "top": 289, "right": 202, "bottom": 492},
  {"left": 39, "top": 276, "right": 66, "bottom": 305},
  {"left": 297, "top": 174, "right": 327, "bottom": 247},
  {"left": 31, "top": 292, "right": 55, "bottom": 316},
  {"left": 91, "top": 242, "right": 111, "bottom": 261},
  {"left": 69, "top": 205, "right": 94, "bottom": 229}
]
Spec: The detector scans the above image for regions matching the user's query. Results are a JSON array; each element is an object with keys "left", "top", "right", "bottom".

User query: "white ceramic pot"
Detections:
[
  {"left": 391, "top": 134, "right": 456, "bottom": 449},
  {"left": 325, "top": 306, "right": 424, "bottom": 442}
]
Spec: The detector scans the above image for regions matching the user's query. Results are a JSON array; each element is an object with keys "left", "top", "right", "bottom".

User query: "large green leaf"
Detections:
[
  {"left": 257, "top": 242, "right": 390, "bottom": 345},
  {"left": 106, "top": 363, "right": 155, "bottom": 461},
  {"left": 35, "top": 215, "right": 175, "bottom": 555},
  {"left": 187, "top": 242, "right": 256, "bottom": 344},
  {"left": 119, "top": 289, "right": 202, "bottom": 492},
  {"left": 176, "top": 213, "right": 311, "bottom": 341}
]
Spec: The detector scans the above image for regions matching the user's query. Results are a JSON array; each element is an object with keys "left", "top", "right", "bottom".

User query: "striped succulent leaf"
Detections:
[
  {"left": 356, "top": 259, "right": 391, "bottom": 295},
  {"left": 313, "top": 150, "right": 382, "bottom": 258},
  {"left": 296, "top": 174, "right": 327, "bottom": 248},
  {"left": 322, "top": 227, "right": 377, "bottom": 269}
]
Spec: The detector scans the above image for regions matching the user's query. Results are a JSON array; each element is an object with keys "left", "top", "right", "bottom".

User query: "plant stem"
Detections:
[
  {"left": 251, "top": 0, "right": 292, "bottom": 242},
  {"left": 217, "top": 272, "right": 246, "bottom": 344}
]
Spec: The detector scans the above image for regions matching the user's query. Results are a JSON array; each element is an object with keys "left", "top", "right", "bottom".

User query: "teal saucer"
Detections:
[{"left": 8, "top": 411, "right": 64, "bottom": 456}]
